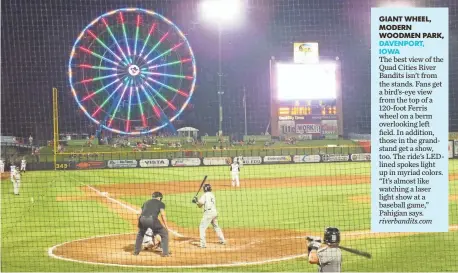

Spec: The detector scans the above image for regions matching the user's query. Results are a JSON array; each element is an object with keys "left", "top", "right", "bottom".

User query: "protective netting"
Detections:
[{"left": 1, "top": 0, "right": 457, "bottom": 271}]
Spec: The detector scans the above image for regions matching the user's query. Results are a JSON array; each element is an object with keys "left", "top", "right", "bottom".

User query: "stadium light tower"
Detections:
[{"left": 199, "top": 0, "right": 244, "bottom": 136}]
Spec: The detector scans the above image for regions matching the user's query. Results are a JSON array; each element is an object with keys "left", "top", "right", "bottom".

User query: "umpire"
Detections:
[
  {"left": 308, "top": 227, "right": 342, "bottom": 272},
  {"left": 134, "top": 192, "right": 170, "bottom": 256}
]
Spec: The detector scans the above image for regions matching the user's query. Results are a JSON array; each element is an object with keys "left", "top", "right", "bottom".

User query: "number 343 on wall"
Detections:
[{"left": 55, "top": 163, "right": 69, "bottom": 169}]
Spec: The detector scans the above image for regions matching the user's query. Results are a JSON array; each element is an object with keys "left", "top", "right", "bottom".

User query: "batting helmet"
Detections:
[
  {"left": 152, "top": 192, "right": 163, "bottom": 200},
  {"left": 203, "top": 184, "right": 212, "bottom": 192},
  {"left": 323, "top": 227, "right": 340, "bottom": 244}
]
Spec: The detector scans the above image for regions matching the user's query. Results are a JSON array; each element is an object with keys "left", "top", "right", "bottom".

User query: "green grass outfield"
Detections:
[
  {"left": 35, "top": 140, "right": 365, "bottom": 162},
  {"left": 2, "top": 162, "right": 457, "bottom": 272}
]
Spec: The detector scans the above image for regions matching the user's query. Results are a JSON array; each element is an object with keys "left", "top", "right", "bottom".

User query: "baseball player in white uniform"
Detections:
[
  {"left": 0, "top": 158, "right": 4, "bottom": 173},
  {"left": 10, "top": 165, "right": 16, "bottom": 183},
  {"left": 230, "top": 161, "right": 240, "bottom": 187},
  {"left": 11, "top": 165, "right": 21, "bottom": 195},
  {"left": 20, "top": 158, "right": 27, "bottom": 172},
  {"left": 192, "top": 184, "right": 226, "bottom": 248}
]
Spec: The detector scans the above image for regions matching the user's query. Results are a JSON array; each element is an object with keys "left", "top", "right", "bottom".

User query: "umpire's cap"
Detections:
[
  {"left": 324, "top": 227, "right": 340, "bottom": 244},
  {"left": 203, "top": 184, "right": 212, "bottom": 192},
  {"left": 152, "top": 192, "right": 163, "bottom": 200}
]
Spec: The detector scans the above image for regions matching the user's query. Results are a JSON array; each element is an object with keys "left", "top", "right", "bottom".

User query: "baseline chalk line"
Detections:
[{"left": 84, "top": 183, "right": 185, "bottom": 238}]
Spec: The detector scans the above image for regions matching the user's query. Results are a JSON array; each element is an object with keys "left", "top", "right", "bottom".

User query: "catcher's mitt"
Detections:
[
  {"left": 143, "top": 234, "right": 162, "bottom": 250},
  {"left": 149, "top": 234, "right": 162, "bottom": 251},
  {"left": 153, "top": 234, "right": 162, "bottom": 246}
]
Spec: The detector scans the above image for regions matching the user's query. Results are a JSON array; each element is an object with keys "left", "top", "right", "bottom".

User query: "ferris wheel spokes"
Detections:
[
  {"left": 78, "top": 64, "right": 118, "bottom": 71},
  {"left": 148, "top": 58, "right": 192, "bottom": 70},
  {"left": 70, "top": 8, "right": 196, "bottom": 135},
  {"left": 142, "top": 85, "right": 173, "bottom": 128},
  {"left": 143, "top": 71, "right": 193, "bottom": 80},
  {"left": 126, "top": 87, "right": 134, "bottom": 132},
  {"left": 134, "top": 14, "right": 141, "bottom": 56},
  {"left": 143, "top": 80, "right": 177, "bottom": 111},
  {"left": 79, "top": 46, "right": 121, "bottom": 67},
  {"left": 82, "top": 78, "right": 121, "bottom": 101},
  {"left": 142, "top": 31, "right": 170, "bottom": 61},
  {"left": 135, "top": 87, "right": 148, "bottom": 127},
  {"left": 118, "top": 11, "right": 132, "bottom": 58},
  {"left": 79, "top": 72, "right": 119, "bottom": 84},
  {"left": 139, "top": 22, "right": 157, "bottom": 57},
  {"left": 91, "top": 83, "right": 122, "bottom": 118},
  {"left": 101, "top": 17, "right": 130, "bottom": 66},
  {"left": 107, "top": 81, "right": 130, "bottom": 127},
  {"left": 86, "top": 29, "right": 124, "bottom": 63},
  {"left": 146, "top": 76, "right": 189, "bottom": 98},
  {"left": 145, "top": 42, "right": 184, "bottom": 65}
]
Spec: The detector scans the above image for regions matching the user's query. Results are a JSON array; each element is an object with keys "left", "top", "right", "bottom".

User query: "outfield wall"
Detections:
[
  {"left": 31, "top": 144, "right": 368, "bottom": 163},
  {"left": 15, "top": 152, "right": 372, "bottom": 170},
  {"left": 10, "top": 141, "right": 458, "bottom": 171}
]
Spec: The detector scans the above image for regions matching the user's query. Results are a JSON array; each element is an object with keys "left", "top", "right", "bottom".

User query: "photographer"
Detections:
[{"left": 308, "top": 227, "right": 342, "bottom": 272}]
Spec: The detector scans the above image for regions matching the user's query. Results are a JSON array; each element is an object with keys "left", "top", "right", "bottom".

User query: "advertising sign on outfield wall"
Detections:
[
  {"left": 293, "top": 155, "right": 321, "bottom": 163},
  {"left": 296, "top": 124, "right": 321, "bottom": 134},
  {"left": 240, "top": 156, "right": 262, "bottom": 165},
  {"left": 76, "top": 161, "right": 106, "bottom": 169},
  {"left": 107, "top": 160, "right": 138, "bottom": 168},
  {"left": 203, "top": 157, "right": 232, "bottom": 166},
  {"left": 298, "top": 134, "right": 313, "bottom": 140},
  {"left": 263, "top": 155, "right": 292, "bottom": 163},
  {"left": 350, "top": 153, "right": 371, "bottom": 162},
  {"left": 171, "top": 158, "right": 201, "bottom": 167},
  {"left": 139, "top": 159, "right": 170, "bottom": 168},
  {"left": 321, "top": 154, "right": 349, "bottom": 162}
]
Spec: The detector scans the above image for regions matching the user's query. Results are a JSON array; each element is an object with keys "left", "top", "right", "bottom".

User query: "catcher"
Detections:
[{"left": 307, "top": 227, "right": 342, "bottom": 272}]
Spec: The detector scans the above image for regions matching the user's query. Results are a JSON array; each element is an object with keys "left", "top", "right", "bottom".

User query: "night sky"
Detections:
[{"left": 1, "top": 0, "right": 457, "bottom": 141}]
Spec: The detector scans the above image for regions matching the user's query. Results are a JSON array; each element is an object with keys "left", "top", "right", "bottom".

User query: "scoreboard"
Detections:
[
  {"left": 269, "top": 58, "right": 343, "bottom": 138},
  {"left": 278, "top": 100, "right": 337, "bottom": 117}
]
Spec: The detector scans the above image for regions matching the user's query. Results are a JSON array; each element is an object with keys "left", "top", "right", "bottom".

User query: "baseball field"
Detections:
[{"left": 2, "top": 161, "right": 458, "bottom": 272}]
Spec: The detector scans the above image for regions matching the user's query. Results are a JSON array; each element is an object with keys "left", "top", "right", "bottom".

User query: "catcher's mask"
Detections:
[
  {"left": 324, "top": 227, "right": 340, "bottom": 245},
  {"left": 152, "top": 192, "right": 163, "bottom": 201},
  {"left": 203, "top": 184, "right": 212, "bottom": 192}
]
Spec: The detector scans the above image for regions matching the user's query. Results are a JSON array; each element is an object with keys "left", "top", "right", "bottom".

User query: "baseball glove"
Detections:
[
  {"left": 152, "top": 234, "right": 162, "bottom": 251},
  {"left": 143, "top": 234, "right": 162, "bottom": 250}
]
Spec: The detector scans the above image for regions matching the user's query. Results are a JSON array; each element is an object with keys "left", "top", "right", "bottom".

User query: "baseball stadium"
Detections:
[{"left": 1, "top": 0, "right": 458, "bottom": 272}]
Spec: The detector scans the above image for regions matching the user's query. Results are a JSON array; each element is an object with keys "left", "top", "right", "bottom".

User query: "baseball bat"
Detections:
[
  {"left": 306, "top": 236, "right": 371, "bottom": 259},
  {"left": 338, "top": 245, "right": 372, "bottom": 259},
  {"left": 192, "top": 175, "right": 208, "bottom": 202}
]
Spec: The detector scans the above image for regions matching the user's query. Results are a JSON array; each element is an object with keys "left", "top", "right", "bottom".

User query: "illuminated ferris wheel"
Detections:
[{"left": 68, "top": 8, "right": 196, "bottom": 135}]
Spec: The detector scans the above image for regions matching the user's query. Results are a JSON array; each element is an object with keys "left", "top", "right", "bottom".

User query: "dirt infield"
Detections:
[
  {"left": 54, "top": 180, "right": 311, "bottom": 267},
  {"left": 89, "top": 173, "right": 458, "bottom": 197},
  {"left": 51, "top": 228, "right": 307, "bottom": 267},
  {"left": 93, "top": 175, "right": 370, "bottom": 197},
  {"left": 1, "top": 173, "right": 9, "bottom": 180}
]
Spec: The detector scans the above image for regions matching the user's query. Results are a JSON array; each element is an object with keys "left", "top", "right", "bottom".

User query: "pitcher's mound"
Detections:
[{"left": 49, "top": 228, "right": 307, "bottom": 268}]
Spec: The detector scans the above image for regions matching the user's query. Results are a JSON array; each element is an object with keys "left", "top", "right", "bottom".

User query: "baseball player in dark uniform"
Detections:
[
  {"left": 133, "top": 192, "right": 170, "bottom": 256},
  {"left": 308, "top": 227, "right": 342, "bottom": 272}
]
